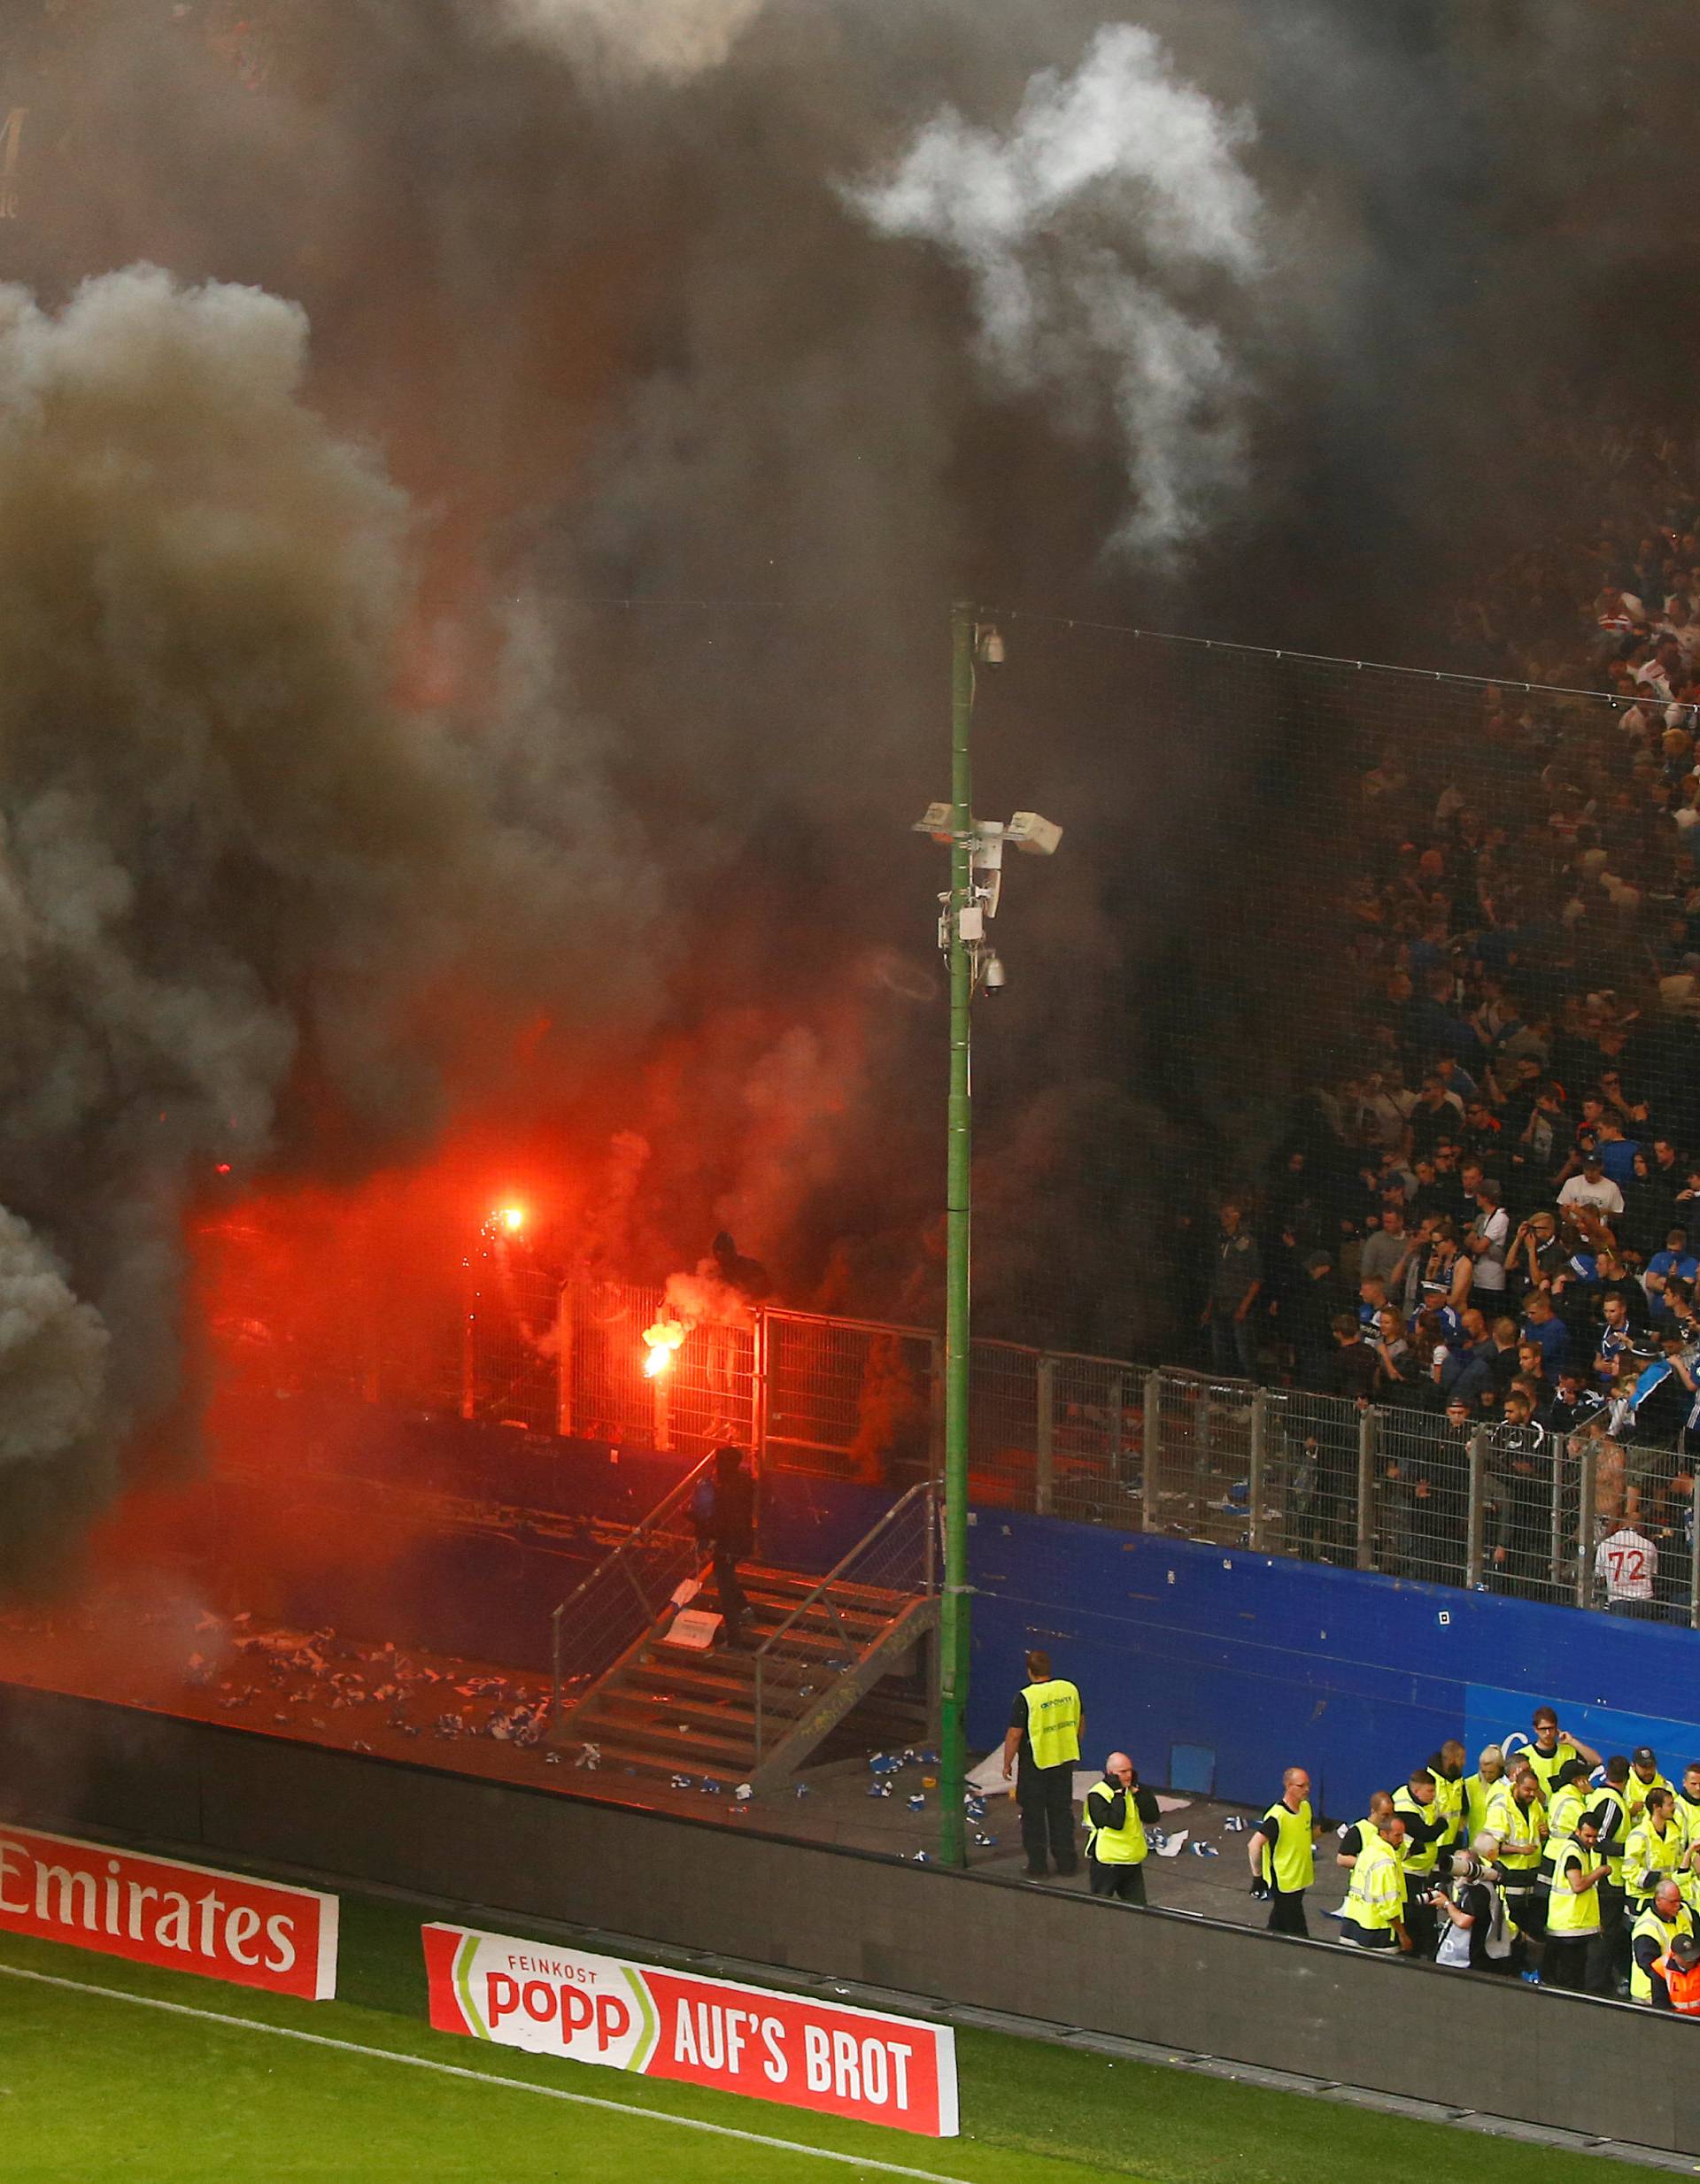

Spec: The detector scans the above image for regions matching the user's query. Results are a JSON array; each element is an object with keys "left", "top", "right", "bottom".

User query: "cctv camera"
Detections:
[{"left": 982, "top": 952, "right": 1006, "bottom": 994}]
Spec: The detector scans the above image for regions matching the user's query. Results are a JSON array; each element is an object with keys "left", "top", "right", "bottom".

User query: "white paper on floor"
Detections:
[
  {"left": 965, "top": 1752, "right": 1193, "bottom": 1813},
  {"left": 1154, "top": 1830, "right": 1188, "bottom": 1857}
]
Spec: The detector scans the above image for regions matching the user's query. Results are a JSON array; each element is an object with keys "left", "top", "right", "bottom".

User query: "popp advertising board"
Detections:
[
  {"left": 0, "top": 1823, "right": 339, "bottom": 2000},
  {"left": 422, "top": 1923, "right": 958, "bottom": 2137}
]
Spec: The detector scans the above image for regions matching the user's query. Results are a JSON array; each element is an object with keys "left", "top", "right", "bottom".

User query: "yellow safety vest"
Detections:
[
  {"left": 1548, "top": 1784, "right": 1587, "bottom": 1841},
  {"left": 1592, "top": 1785, "right": 1629, "bottom": 1884},
  {"left": 1018, "top": 1679, "right": 1082, "bottom": 1772},
  {"left": 1625, "top": 1817, "right": 1684, "bottom": 1902},
  {"left": 1258, "top": 1799, "right": 1314, "bottom": 1894},
  {"left": 1523, "top": 1741, "right": 1578, "bottom": 1802},
  {"left": 1085, "top": 1782, "right": 1147, "bottom": 1865},
  {"left": 1464, "top": 1771, "right": 1503, "bottom": 1847},
  {"left": 1393, "top": 1787, "right": 1443, "bottom": 1875},
  {"left": 1485, "top": 1782, "right": 1545, "bottom": 1871},
  {"left": 1627, "top": 1770, "right": 1676, "bottom": 1826},
  {"left": 1675, "top": 1794, "right": 1700, "bottom": 1857},
  {"left": 1544, "top": 1837, "right": 1602, "bottom": 1937},
  {"left": 1343, "top": 1835, "right": 1403, "bottom": 1934},
  {"left": 1430, "top": 1771, "right": 1464, "bottom": 1847},
  {"left": 1631, "top": 1902, "right": 1694, "bottom": 2002}
]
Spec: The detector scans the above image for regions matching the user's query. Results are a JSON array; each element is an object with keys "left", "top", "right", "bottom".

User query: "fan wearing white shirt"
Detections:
[
  {"left": 1596, "top": 1521, "right": 1659, "bottom": 1618},
  {"left": 1558, "top": 1154, "right": 1627, "bottom": 1219}
]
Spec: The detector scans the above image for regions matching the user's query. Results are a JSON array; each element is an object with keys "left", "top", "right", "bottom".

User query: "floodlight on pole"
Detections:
[{"left": 918, "top": 604, "right": 1061, "bottom": 1870}]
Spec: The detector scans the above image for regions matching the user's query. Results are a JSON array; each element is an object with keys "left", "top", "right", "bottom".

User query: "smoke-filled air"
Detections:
[{"left": 0, "top": 0, "right": 1692, "bottom": 1570}]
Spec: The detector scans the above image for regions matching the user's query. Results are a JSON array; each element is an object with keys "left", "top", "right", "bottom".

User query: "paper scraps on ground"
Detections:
[{"left": 1155, "top": 1830, "right": 1188, "bottom": 1857}]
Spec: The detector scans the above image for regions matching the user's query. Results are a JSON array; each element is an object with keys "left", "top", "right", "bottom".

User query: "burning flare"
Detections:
[{"left": 642, "top": 1316, "right": 685, "bottom": 1378}]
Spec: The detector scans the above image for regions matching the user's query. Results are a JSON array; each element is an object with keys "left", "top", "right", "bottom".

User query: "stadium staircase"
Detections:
[{"left": 546, "top": 1457, "right": 939, "bottom": 1794}]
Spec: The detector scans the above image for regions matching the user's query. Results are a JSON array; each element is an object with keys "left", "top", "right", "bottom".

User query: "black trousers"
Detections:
[
  {"left": 1089, "top": 1858, "right": 1147, "bottom": 1903},
  {"left": 1266, "top": 1887, "right": 1309, "bottom": 1938},
  {"left": 1588, "top": 1879, "right": 1627, "bottom": 1995},
  {"left": 1541, "top": 1934, "right": 1594, "bottom": 1990},
  {"left": 711, "top": 1543, "right": 748, "bottom": 1638},
  {"left": 1019, "top": 1766, "right": 1078, "bottom": 1875}
]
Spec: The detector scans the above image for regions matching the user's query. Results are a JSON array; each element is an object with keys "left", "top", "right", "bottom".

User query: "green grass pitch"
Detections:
[{"left": 0, "top": 1893, "right": 1630, "bottom": 2182}]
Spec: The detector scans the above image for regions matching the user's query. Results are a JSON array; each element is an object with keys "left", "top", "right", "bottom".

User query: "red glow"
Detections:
[{"left": 499, "top": 1205, "right": 524, "bottom": 1233}]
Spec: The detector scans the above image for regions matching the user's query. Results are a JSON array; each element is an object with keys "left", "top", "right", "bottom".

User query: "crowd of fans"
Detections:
[{"left": 1195, "top": 430, "right": 1700, "bottom": 1612}]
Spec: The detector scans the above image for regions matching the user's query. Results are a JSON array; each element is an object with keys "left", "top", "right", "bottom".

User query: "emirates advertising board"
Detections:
[
  {"left": 422, "top": 1923, "right": 959, "bottom": 2138},
  {"left": 0, "top": 1823, "right": 338, "bottom": 2001}
]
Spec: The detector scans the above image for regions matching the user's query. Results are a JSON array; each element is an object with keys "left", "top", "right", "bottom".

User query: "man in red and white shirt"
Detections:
[{"left": 1596, "top": 1518, "right": 1660, "bottom": 1619}]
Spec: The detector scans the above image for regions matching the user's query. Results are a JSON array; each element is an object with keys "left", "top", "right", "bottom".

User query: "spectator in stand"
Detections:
[
  {"left": 1596, "top": 1113, "right": 1642, "bottom": 1190},
  {"left": 1465, "top": 1179, "right": 1511, "bottom": 1309},
  {"left": 1359, "top": 1206, "right": 1410, "bottom": 1289},
  {"left": 1596, "top": 1513, "right": 1661, "bottom": 1617},
  {"left": 1329, "top": 1314, "right": 1381, "bottom": 1403},
  {"left": 1560, "top": 1151, "right": 1627, "bottom": 1221},
  {"left": 1204, "top": 1203, "right": 1263, "bottom": 1380},
  {"left": 1285, "top": 1251, "right": 1344, "bottom": 1390},
  {"left": 1522, "top": 1291, "right": 1569, "bottom": 1373}
]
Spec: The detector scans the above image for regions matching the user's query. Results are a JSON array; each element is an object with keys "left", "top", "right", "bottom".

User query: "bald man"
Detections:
[
  {"left": 1083, "top": 1752, "right": 1161, "bottom": 1903},
  {"left": 1248, "top": 1766, "right": 1328, "bottom": 1936}
]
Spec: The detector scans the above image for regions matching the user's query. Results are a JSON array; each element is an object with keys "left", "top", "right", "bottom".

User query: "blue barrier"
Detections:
[{"left": 968, "top": 1512, "right": 1700, "bottom": 1819}]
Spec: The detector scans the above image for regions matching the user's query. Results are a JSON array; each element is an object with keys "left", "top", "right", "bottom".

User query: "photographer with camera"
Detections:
[{"left": 1432, "top": 1849, "right": 1509, "bottom": 1970}]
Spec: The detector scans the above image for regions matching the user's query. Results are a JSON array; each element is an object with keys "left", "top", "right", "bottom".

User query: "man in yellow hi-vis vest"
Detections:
[
  {"left": 1001, "top": 1648, "right": 1084, "bottom": 1879},
  {"left": 1247, "top": 1766, "right": 1328, "bottom": 1938},
  {"left": 1084, "top": 1752, "right": 1160, "bottom": 1904}
]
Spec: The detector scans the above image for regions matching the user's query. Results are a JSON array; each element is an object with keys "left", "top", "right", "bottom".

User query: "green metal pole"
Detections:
[{"left": 939, "top": 601, "right": 975, "bottom": 1869}]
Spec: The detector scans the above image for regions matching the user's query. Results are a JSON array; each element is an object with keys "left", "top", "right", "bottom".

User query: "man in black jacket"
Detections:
[
  {"left": 697, "top": 1445, "right": 756, "bottom": 1647},
  {"left": 1083, "top": 1753, "right": 1162, "bottom": 1903}
]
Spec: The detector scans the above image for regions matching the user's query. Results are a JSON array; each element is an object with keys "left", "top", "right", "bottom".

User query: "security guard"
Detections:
[
  {"left": 1625, "top": 1787, "right": 1685, "bottom": 1915},
  {"left": 1485, "top": 1766, "right": 1548, "bottom": 1935},
  {"left": 1673, "top": 1761, "right": 1700, "bottom": 1857},
  {"left": 1522, "top": 1707, "right": 1602, "bottom": 1802},
  {"left": 1428, "top": 1741, "right": 1467, "bottom": 1853},
  {"left": 1247, "top": 1766, "right": 1326, "bottom": 1937},
  {"left": 1587, "top": 1756, "right": 1633, "bottom": 1994},
  {"left": 1653, "top": 1931, "right": 1700, "bottom": 2014},
  {"left": 1547, "top": 1758, "right": 1591, "bottom": 1843},
  {"left": 1541, "top": 1815, "right": 1608, "bottom": 1991},
  {"left": 1001, "top": 1648, "right": 1083, "bottom": 1879},
  {"left": 1083, "top": 1752, "right": 1159, "bottom": 1903},
  {"left": 1631, "top": 1879, "right": 1694, "bottom": 2005},
  {"left": 1339, "top": 1811, "right": 1410, "bottom": 1953},
  {"left": 1393, "top": 1768, "right": 1448, "bottom": 1956},
  {"left": 1627, "top": 1745, "right": 1675, "bottom": 1826},
  {"left": 1463, "top": 1744, "right": 1505, "bottom": 1849}
]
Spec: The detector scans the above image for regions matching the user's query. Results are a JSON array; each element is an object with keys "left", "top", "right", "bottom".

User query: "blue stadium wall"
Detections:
[{"left": 967, "top": 1512, "right": 1700, "bottom": 1823}]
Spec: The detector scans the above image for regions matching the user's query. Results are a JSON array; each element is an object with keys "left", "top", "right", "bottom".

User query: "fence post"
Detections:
[
  {"left": 1549, "top": 1441, "right": 1565, "bottom": 1598},
  {"left": 1248, "top": 1389, "right": 1268, "bottom": 1552},
  {"left": 1141, "top": 1370, "right": 1163, "bottom": 1532},
  {"left": 1356, "top": 1406, "right": 1378, "bottom": 1572},
  {"left": 1034, "top": 1355, "right": 1055, "bottom": 1516},
  {"left": 1107, "top": 1372, "right": 1125, "bottom": 1498},
  {"left": 751, "top": 1307, "right": 770, "bottom": 1555},
  {"left": 1690, "top": 1489, "right": 1700, "bottom": 1633},
  {"left": 1466, "top": 1428, "right": 1487, "bottom": 1590},
  {"left": 1574, "top": 1436, "right": 1596, "bottom": 1611},
  {"left": 555, "top": 1282, "right": 575, "bottom": 1439}
]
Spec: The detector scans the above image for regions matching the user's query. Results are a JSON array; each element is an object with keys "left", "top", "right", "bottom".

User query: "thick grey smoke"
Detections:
[
  {"left": 850, "top": 24, "right": 1264, "bottom": 562},
  {"left": 0, "top": 264, "right": 653, "bottom": 1561}
]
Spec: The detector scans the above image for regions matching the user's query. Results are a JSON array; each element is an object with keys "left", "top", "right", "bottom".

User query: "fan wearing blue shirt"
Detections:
[
  {"left": 1519, "top": 1293, "right": 1568, "bottom": 1371},
  {"left": 1595, "top": 1116, "right": 1641, "bottom": 1188}
]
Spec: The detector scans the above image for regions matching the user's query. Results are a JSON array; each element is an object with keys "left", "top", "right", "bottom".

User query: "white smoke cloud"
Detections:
[
  {"left": 848, "top": 23, "right": 1265, "bottom": 562},
  {"left": 488, "top": 0, "right": 766, "bottom": 81}
]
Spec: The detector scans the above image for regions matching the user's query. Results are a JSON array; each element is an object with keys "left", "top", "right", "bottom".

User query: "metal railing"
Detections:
[
  {"left": 751, "top": 1478, "right": 939, "bottom": 1765},
  {"left": 547, "top": 1449, "right": 717, "bottom": 1725},
  {"left": 222, "top": 1254, "right": 1700, "bottom": 1638}
]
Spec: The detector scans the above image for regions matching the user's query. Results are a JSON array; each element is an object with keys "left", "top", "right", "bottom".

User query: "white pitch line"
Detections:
[{"left": 0, "top": 1960, "right": 969, "bottom": 2184}]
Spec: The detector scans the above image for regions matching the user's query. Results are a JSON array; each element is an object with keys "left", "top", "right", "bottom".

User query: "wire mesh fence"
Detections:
[{"left": 207, "top": 1265, "right": 1700, "bottom": 1630}]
